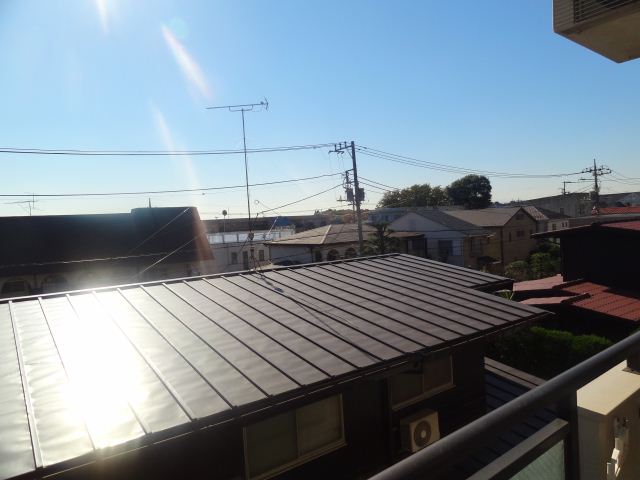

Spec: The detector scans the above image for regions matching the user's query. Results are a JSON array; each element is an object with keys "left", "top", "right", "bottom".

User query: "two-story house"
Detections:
[
  {"left": 444, "top": 207, "right": 539, "bottom": 272},
  {"left": 388, "top": 210, "right": 491, "bottom": 269}
]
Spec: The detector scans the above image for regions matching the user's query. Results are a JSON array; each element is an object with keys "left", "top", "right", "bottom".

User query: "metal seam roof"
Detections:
[{"left": 0, "top": 254, "right": 548, "bottom": 480}]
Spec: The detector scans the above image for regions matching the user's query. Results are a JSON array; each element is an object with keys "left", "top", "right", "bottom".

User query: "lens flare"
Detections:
[
  {"left": 95, "top": 0, "right": 109, "bottom": 33},
  {"left": 161, "top": 24, "right": 212, "bottom": 100},
  {"left": 151, "top": 104, "right": 202, "bottom": 207}
]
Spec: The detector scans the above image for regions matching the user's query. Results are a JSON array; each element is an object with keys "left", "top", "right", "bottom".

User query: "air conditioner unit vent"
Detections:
[
  {"left": 553, "top": 0, "right": 640, "bottom": 62},
  {"left": 400, "top": 409, "right": 440, "bottom": 453}
]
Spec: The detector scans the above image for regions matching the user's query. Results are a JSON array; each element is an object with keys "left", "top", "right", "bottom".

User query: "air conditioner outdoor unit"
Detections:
[
  {"left": 400, "top": 409, "right": 440, "bottom": 453},
  {"left": 553, "top": 0, "right": 640, "bottom": 62}
]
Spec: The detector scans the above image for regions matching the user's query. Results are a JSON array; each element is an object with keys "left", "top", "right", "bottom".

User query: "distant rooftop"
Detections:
[
  {"left": 266, "top": 223, "right": 376, "bottom": 246},
  {"left": 445, "top": 207, "right": 532, "bottom": 228}
]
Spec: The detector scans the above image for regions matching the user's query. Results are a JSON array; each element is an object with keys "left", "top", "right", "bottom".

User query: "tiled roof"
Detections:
[
  {"left": 266, "top": 223, "right": 376, "bottom": 246},
  {"left": 0, "top": 254, "right": 547, "bottom": 480},
  {"left": 403, "top": 210, "right": 490, "bottom": 237},
  {"left": 445, "top": 207, "right": 531, "bottom": 228}
]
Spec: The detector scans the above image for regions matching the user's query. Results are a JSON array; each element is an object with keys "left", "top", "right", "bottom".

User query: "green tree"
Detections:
[
  {"left": 377, "top": 184, "right": 449, "bottom": 208},
  {"left": 529, "top": 252, "right": 560, "bottom": 279},
  {"left": 363, "top": 223, "right": 399, "bottom": 255},
  {"left": 445, "top": 174, "right": 492, "bottom": 209}
]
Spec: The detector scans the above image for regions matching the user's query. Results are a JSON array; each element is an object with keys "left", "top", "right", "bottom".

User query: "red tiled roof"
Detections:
[
  {"left": 521, "top": 296, "right": 572, "bottom": 306},
  {"left": 600, "top": 206, "right": 640, "bottom": 215},
  {"left": 601, "top": 220, "right": 640, "bottom": 232}
]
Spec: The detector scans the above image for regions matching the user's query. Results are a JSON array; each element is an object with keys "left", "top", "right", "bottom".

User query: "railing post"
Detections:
[{"left": 557, "top": 391, "right": 580, "bottom": 480}]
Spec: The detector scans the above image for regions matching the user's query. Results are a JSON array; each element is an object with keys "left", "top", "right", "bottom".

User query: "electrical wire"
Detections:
[
  {"left": 356, "top": 146, "right": 584, "bottom": 179},
  {"left": 0, "top": 173, "right": 343, "bottom": 198},
  {"left": 0, "top": 143, "right": 337, "bottom": 156}
]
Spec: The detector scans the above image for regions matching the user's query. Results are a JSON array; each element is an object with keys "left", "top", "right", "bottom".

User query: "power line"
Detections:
[
  {"left": 0, "top": 173, "right": 342, "bottom": 198},
  {"left": 0, "top": 143, "right": 336, "bottom": 156},
  {"left": 357, "top": 146, "right": 584, "bottom": 179}
]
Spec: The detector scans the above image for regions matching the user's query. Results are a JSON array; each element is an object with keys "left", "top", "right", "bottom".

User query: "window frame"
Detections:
[
  {"left": 389, "top": 355, "right": 455, "bottom": 410},
  {"left": 243, "top": 395, "right": 346, "bottom": 480}
]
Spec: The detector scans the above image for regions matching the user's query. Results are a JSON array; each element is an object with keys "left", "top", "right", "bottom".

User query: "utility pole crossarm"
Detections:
[{"left": 331, "top": 141, "right": 364, "bottom": 254}]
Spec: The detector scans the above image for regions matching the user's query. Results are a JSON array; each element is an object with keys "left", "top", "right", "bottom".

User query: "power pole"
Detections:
[
  {"left": 581, "top": 159, "right": 611, "bottom": 214},
  {"left": 331, "top": 141, "right": 364, "bottom": 253},
  {"left": 207, "top": 99, "right": 268, "bottom": 260}
]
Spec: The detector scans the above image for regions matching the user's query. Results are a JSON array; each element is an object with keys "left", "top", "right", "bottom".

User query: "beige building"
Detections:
[{"left": 444, "top": 207, "right": 539, "bottom": 271}]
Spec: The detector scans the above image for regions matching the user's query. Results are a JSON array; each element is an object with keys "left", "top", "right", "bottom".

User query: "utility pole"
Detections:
[
  {"left": 581, "top": 159, "right": 611, "bottom": 214},
  {"left": 207, "top": 99, "right": 268, "bottom": 260},
  {"left": 331, "top": 141, "right": 364, "bottom": 253}
]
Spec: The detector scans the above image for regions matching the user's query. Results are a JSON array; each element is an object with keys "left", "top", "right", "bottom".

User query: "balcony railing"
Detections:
[{"left": 369, "top": 330, "right": 640, "bottom": 480}]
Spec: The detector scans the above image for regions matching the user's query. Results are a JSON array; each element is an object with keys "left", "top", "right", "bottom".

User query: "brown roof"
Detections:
[
  {"left": 600, "top": 206, "right": 640, "bottom": 215},
  {"left": 445, "top": 207, "right": 532, "bottom": 228},
  {"left": 0, "top": 254, "right": 547, "bottom": 480},
  {"left": 266, "top": 223, "right": 376, "bottom": 246}
]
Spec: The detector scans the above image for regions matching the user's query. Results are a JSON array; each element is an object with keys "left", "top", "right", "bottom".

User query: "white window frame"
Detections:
[
  {"left": 390, "top": 355, "right": 455, "bottom": 410},
  {"left": 243, "top": 395, "right": 346, "bottom": 480}
]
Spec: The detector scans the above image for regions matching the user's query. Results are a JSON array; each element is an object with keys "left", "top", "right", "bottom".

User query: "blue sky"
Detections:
[{"left": 1, "top": 0, "right": 639, "bottom": 218}]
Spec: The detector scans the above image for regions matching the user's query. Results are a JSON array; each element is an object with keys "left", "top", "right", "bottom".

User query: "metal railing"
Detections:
[{"left": 369, "top": 330, "right": 640, "bottom": 480}]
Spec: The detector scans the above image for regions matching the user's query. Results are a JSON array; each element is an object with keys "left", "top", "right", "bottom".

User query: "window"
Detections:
[
  {"left": 389, "top": 355, "right": 454, "bottom": 409},
  {"left": 258, "top": 250, "right": 265, "bottom": 261},
  {"left": 244, "top": 395, "right": 344, "bottom": 479},
  {"left": 327, "top": 249, "right": 339, "bottom": 261},
  {"left": 344, "top": 247, "right": 357, "bottom": 258},
  {"left": 471, "top": 238, "right": 483, "bottom": 257},
  {"left": 314, "top": 250, "right": 322, "bottom": 262},
  {"left": 1, "top": 278, "right": 29, "bottom": 295},
  {"left": 437, "top": 240, "right": 453, "bottom": 262},
  {"left": 552, "top": 223, "right": 557, "bottom": 231},
  {"left": 516, "top": 230, "right": 524, "bottom": 238},
  {"left": 242, "top": 251, "right": 249, "bottom": 269},
  {"left": 231, "top": 252, "right": 238, "bottom": 264}
]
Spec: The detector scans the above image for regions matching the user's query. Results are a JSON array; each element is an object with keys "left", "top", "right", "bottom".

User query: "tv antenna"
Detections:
[{"left": 206, "top": 98, "right": 268, "bottom": 239}]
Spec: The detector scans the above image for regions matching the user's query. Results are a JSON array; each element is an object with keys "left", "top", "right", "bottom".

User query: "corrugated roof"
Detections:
[
  {"left": 563, "top": 282, "right": 640, "bottom": 321},
  {"left": 600, "top": 206, "right": 640, "bottom": 215},
  {"left": 445, "top": 207, "right": 529, "bottom": 228},
  {"left": 602, "top": 220, "right": 640, "bottom": 232},
  {"left": 266, "top": 223, "right": 376, "bottom": 246},
  {"left": 0, "top": 254, "right": 548, "bottom": 480}
]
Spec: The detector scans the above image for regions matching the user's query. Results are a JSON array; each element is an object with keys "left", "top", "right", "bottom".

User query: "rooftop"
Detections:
[
  {"left": 445, "top": 207, "right": 532, "bottom": 228},
  {"left": 393, "top": 210, "right": 490, "bottom": 237},
  {"left": 0, "top": 207, "right": 212, "bottom": 275},
  {"left": 265, "top": 223, "right": 376, "bottom": 246},
  {"left": 599, "top": 206, "right": 640, "bottom": 215},
  {"left": 0, "top": 254, "right": 547, "bottom": 480}
]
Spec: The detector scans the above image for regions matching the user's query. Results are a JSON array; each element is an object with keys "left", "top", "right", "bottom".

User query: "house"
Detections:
[
  {"left": 367, "top": 206, "right": 463, "bottom": 225},
  {"left": 388, "top": 210, "right": 492, "bottom": 269},
  {"left": 0, "top": 207, "right": 214, "bottom": 298},
  {"left": 514, "top": 219, "right": 640, "bottom": 338},
  {"left": 514, "top": 192, "right": 591, "bottom": 218},
  {"left": 266, "top": 223, "right": 378, "bottom": 264},
  {"left": 519, "top": 205, "right": 571, "bottom": 233},
  {"left": 0, "top": 253, "right": 550, "bottom": 480},
  {"left": 443, "top": 207, "right": 539, "bottom": 271},
  {"left": 207, "top": 227, "right": 296, "bottom": 272}
]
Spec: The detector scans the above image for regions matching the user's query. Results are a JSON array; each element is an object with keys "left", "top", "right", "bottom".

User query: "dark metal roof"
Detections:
[
  {"left": 0, "top": 254, "right": 548, "bottom": 480},
  {"left": 0, "top": 207, "right": 212, "bottom": 275}
]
